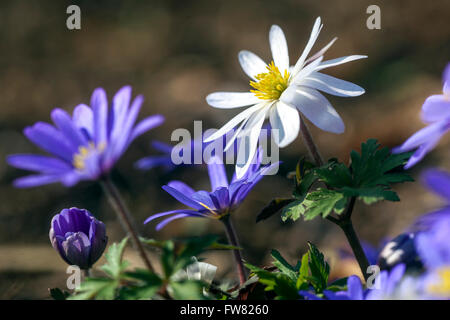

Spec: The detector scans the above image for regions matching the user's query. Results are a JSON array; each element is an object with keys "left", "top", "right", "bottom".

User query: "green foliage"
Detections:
[
  {"left": 48, "top": 288, "right": 70, "bottom": 300},
  {"left": 62, "top": 235, "right": 234, "bottom": 300},
  {"left": 281, "top": 139, "right": 413, "bottom": 222},
  {"left": 245, "top": 243, "right": 342, "bottom": 300}
]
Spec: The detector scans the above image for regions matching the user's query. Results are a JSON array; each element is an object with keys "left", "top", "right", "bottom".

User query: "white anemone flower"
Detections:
[{"left": 204, "top": 17, "right": 367, "bottom": 178}]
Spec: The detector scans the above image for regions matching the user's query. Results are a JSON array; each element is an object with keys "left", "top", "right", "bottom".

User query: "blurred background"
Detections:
[{"left": 0, "top": 0, "right": 449, "bottom": 299}]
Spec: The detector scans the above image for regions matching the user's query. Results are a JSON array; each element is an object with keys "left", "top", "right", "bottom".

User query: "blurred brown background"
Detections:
[{"left": 0, "top": 0, "right": 449, "bottom": 299}]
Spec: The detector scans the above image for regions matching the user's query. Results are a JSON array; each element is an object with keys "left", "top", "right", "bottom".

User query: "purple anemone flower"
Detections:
[
  {"left": 144, "top": 148, "right": 279, "bottom": 230},
  {"left": 7, "top": 86, "right": 164, "bottom": 187},
  {"left": 393, "top": 63, "right": 450, "bottom": 169},
  {"left": 49, "top": 207, "right": 107, "bottom": 270}
]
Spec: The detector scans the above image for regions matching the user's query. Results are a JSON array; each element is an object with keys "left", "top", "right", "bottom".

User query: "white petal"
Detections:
[
  {"left": 269, "top": 101, "right": 300, "bottom": 147},
  {"left": 224, "top": 117, "right": 249, "bottom": 151},
  {"left": 280, "top": 86, "right": 345, "bottom": 134},
  {"left": 206, "top": 92, "right": 260, "bottom": 109},
  {"left": 304, "top": 37, "right": 337, "bottom": 65},
  {"left": 204, "top": 103, "right": 266, "bottom": 143},
  {"left": 292, "top": 56, "right": 323, "bottom": 84},
  {"left": 315, "top": 55, "right": 367, "bottom": 72},
  {"left": 238, "top": 50, "right": 268, "bottom": 80},
  {"left": 291, "top": 17, "right": 323, "bottom": 77},
  {"left": 235, "top": 108, "right": 267, "bottom": 178},
  {"left": 302, "top": 72, "right": 365, "bottom": 97},
  {"left": 269, "top": 25, "right": 289, "bottom": 72}
]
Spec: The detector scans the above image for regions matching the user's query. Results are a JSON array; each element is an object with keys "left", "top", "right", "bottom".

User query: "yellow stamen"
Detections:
[
  {"left": 73, "top": 142, "right": 106, "bottom": 170},
  {"left": 428, "top": 267, "right": 450, "bottom": 297},
  {"left": 250, "top": 61, "right": 290, "bottom": 100}
]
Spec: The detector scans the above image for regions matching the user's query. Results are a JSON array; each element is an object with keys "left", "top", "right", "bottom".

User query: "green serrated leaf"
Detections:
[
  {"left": 307, "top": 242, "right": 330, "bottom": 293},
  {"left": 69, "top": 278, "right": 118, "bottom": 300},
  {"left": 302, "top": 189, "right": 347, "bottom": 220},
  {"left": 270, "top": 250, "right": 297, "bottom": 282},
  {"left": 281, "top": 200, "right": 305, "bottom": 222},
  {"left": 245, "top": 263, "right": 299, "bottom": 300},
  {"left": 296, "top": 253, "right": 310, "bottom": 290},
  {"left": 101, "top": 238, "right": 129, "bottom": 279}
]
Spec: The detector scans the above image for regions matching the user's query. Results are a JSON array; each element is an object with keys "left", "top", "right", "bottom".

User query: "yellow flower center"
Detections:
[
  {"left": 73, "top": 142, "right": 106, "bottom": 170},
  {"left": 428, "top": 267, "right": 450, "bottom": 297},
  {"left": 250, "top": 61, "right": 290, "bottom": 100}
]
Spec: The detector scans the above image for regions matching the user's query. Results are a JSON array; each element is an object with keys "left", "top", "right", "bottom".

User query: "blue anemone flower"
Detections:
[
  {"left": 393, "top": 63, "right": 450, "bottom": 169},
  {"left": 7, "top": 86, "right": 164, "bottom": 187},
  {"left": 144, "top": 149, "right": 279, "bottom": 230}
]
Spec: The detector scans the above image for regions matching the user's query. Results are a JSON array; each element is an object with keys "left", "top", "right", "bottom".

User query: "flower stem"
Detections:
[
  {"left": 221, "top": 215, "right": 247, "bottom": 285},
  {"left": 299, "top": 116, "right": 324, "bottom": 166},
  {"left": 100, "top": 176, "right": 154, "bottom": 272},
  {"left": 338, "top": 219, "right": 370, "bottom": 281},
  {"left": 298, "top": 116, "right": 370, "bottom": 281}
]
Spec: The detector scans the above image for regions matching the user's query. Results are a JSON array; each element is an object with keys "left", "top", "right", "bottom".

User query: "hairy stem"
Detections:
[
  {"left": 100, "top": 176, "right": 154, "bottom": 272},
  {"left": 298, "top": 116, "right": 370, "bottom": 280},
  {"left": 221, "top": 215, "right": 247, "bottom": 285}
]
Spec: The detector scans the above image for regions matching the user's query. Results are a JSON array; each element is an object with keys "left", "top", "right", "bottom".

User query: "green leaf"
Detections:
[
  {"left": 342, "top": 186, "right": 400, "bottom": 204},
  {"left": 69, "top": 278, "right": 118, "bottom": 300},
  {"left": 307, "top": 242, "right": 330, "bottom": 293},
  {"left": 119, "top": 270, "right": 163, "bottom": 300},
  {"left": 326, "top": 277, "right": 348, "bottom": 292},
  {"left": 281, "top": 200, "right": 305, "bottom": 222},
  {"left": 296, "top": 253, "right": 310, "bottom": 290},
  {"left": 49, "top": 288, "right": 69, "bottom": 300},
  {"left": 256, "top": 198, "right": 295, "bottom": 222},
  {"left": 168, "top": 280, "right": 207, "bottom": 300},
  {"left": 270, "top": 250, "right": 297, "bottom": 282},
  {"left": 302, "top": 189, "right": 347, "bottom": 220},
  {"left": 350, "top": 139, "right": 413, "bottom": 188},
  {"left": 245, "top": 263, "right": 300, "bottom": 300},
  {"left": 315, "top": 161, "right": 353, "bottom": 188},
  {"left": 101, "top": 238, "right": 129, "bottom": 279}
]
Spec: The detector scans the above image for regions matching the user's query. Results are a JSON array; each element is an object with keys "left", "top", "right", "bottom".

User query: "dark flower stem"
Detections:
[
  {"left": 221, "top": 214, "right": 247, "bottom": 285},
  {"left": 299, "top": 116, "right": 370, "bottom": 281},
  {"left": 100, "top": 176, "right": 154, "bottom": 272},
  {"left": 299, "top": 116, "right": 324, "bottom": 166},
  {"left": 338, "top": 219, "right": 370, "bottom": 281}
]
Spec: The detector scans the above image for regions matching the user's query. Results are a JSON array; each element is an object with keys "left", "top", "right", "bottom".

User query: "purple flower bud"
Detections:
[{"left": 49, "top": 207, "right": 107, "bottom": 269}]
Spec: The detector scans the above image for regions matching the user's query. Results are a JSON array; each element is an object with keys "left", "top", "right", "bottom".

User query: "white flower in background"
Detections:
[
  {"left": 204, "top": 17, "right": 367, "bottom": 178},
  {"left": 172, "top": 257, "right": 217, "bottom": 285}
]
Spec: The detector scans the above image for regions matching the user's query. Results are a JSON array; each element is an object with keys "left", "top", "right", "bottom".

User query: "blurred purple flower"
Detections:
[
  {"left": 7, "top": 86, "right": 164, "bottom": 187},
  {"left": 49, "top": 207, "right": 107, "bottom": 269},
  {"left": 393, "top": 63, "right": 450, "bottom": 169},
  {"left": 415, "top": 215, "right": 450, "bottom": 299},
  {"left": 144, "top": 148, "right": 279, "bottom": 230},
  {"left": 135, "top": 140, "right": 176, "bottom": 171},
  {"left": 135, "top": 126, "right": 271, "bottom": 172},
  {"left": 301, "top": 264, "right": 407, "bottom": 300}
]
